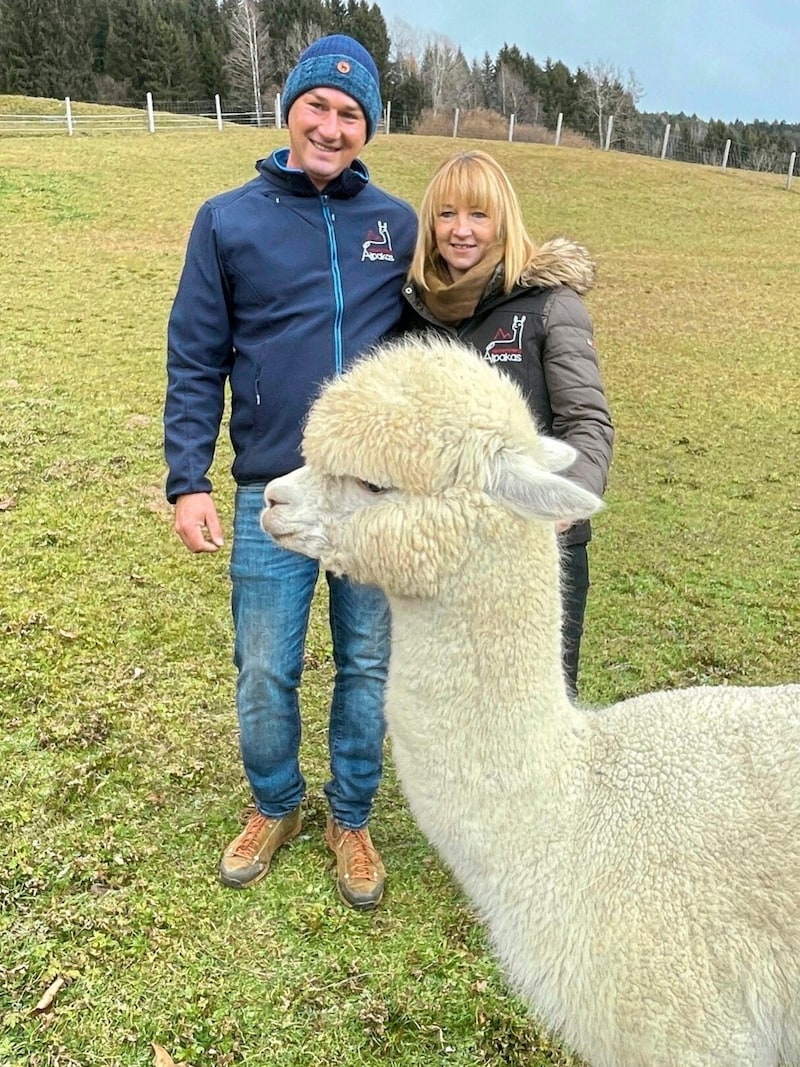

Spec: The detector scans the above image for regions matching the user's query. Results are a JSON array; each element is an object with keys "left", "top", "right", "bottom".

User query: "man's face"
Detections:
[{"left": 286, "top": 87, "right": 368, "bottom": 190}]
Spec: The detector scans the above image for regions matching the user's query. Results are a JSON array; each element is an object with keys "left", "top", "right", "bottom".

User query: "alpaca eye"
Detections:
[{"left": 356, "top": 479, "right": 388, "bottom": 495}]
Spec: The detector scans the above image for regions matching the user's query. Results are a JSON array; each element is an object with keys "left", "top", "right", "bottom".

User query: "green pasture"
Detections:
[{"left": 1, "top": 117, "right": 798, "bottom": 1067}]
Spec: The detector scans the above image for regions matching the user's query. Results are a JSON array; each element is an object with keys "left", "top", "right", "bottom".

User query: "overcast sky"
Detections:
[{"left": 375, "top": 0, "right": 799, "bottom": 124}]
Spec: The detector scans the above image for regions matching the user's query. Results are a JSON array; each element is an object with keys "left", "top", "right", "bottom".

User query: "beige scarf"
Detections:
[{"left": 420, "top": 245, "right": 505, "bottom": 324}]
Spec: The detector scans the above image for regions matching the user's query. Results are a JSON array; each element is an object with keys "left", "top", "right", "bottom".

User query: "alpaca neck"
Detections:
[{"left": 386, "top": 519, "right": 579, "bottom": 772}]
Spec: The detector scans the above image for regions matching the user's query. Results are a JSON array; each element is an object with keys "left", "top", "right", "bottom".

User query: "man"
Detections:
[{"left": 164, "top": 35, "right": 417, "bottom": 910}]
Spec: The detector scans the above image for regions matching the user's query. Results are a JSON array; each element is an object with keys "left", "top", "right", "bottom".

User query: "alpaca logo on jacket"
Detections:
[
  {"left": 483, "top": 315, "right": 526, "bottom": 363},
  {"left": 361, "top": 220, "right": 395, "bottom": 262}
]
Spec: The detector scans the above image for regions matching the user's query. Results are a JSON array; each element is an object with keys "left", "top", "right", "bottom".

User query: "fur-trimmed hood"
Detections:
[{"left": 519, "top": 236, "right": 596, "bottom": 296}]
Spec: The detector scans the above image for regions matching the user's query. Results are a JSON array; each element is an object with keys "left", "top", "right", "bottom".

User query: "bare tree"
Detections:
[
  {"left": 497, "top": 61, "right": 539, "bottom": 123},
  {"left": 580, "top": 60, "right": 643, "bottom": 146},
  {"left": 226, "top": 0, "right": 270, "bottom": 123},
  {"left": 387, "top": 16, "right": 425, "bottom": 67},
  {"left": 421, "top": 34, "right": 471, "bottom": 112},
  {"left": 270, "top": 21, "right": 325, "bottom": 88}
]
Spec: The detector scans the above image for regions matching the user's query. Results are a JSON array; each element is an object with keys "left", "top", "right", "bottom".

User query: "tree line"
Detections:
[{"left": 1, "top": 0, "right": 797, "bottom": 161}]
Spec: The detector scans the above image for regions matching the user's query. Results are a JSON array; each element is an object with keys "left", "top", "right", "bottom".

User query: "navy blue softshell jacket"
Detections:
[{"left": 164, "top": 149, "right": 417, "bottom": 503}]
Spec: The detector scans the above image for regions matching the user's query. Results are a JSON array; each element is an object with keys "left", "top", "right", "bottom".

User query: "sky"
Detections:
[{"left": 374, "top": 0, "right": 800, "bottom": 125}]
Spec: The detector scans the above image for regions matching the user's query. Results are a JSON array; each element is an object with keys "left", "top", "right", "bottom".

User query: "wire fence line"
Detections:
[
  {"left": 0, "top": 93, "right": 281, "bottom": 136},
  {"left": 1, "top": 94, "right": 797, "bottom": 189},
  {"left": 609, "top": 122, "right": 798, "bottom": 179}
]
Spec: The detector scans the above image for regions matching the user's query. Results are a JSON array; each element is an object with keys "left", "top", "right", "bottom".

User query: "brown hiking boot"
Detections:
[
  {"left": 219, "top": 805, "right": 302, "bottom": 889},
  {"left": 325, "top": 817, "right": 386, "bottom": 911}
]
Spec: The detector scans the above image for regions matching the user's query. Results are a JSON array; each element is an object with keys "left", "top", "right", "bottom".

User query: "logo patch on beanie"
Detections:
[
  {"left": 337, "top": 60, "right": 351, "bottom": 74},
  {"left": 361, "top": 221, "right": 395, "bottom": 262}
]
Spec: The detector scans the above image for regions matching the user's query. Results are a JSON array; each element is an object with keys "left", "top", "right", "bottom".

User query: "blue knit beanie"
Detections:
[{"left": 282, "top": 34, "right": 382, "bottom": 141}]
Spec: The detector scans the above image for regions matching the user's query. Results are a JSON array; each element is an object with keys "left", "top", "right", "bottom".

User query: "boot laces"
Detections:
[
  {"left": 340, "top": 828, "right": 374, "bottom": 879},
  {"left": 233, "top": 812, "right": 272, "bottom": 859}
]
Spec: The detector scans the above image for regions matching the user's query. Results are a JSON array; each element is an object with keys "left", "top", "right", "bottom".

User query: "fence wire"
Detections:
[{"left": 1, "top": 99, "right": 796, "bottom": 183}]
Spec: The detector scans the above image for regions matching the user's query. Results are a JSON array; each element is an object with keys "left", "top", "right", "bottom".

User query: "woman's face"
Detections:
[{"left": 433, "top": 202, "right": 498, "bottom": 280}]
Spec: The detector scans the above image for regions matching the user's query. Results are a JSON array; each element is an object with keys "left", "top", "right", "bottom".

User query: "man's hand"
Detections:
[{"left": 174, "top": 493, "right": 225, "bottom": 553}]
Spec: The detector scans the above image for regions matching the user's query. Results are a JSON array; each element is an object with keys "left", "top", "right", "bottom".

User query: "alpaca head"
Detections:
[{"left": 261, "top": 337, "right": 602, "bottom": 597}]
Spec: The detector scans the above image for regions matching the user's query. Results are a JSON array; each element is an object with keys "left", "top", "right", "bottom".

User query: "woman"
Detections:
[{"left": 402, "top": 149, "right": 613, "bottom": 698}]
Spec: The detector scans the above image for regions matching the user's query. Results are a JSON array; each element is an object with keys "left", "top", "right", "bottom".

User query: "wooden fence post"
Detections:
[
  {"left": 604, "top": 115, "right": 614, "bottom": 150},
  {"left": 146, "top": 91, "right": 155, "bottom": 133},
  {"left": 554, "top": 112, "right": 563, "bottom": 146},
  {"left": 65, "top": 97, "right": 74, "bottom": 136},
  {"left": 788, "top": 151, "right": 797, "bottom": 190},
  {"left": 721, "top": 139, "right": 731, "bottom": 170},
  {"left": 661, "top": 123, "right": 671, "bottom": 160},
  {"left": 508, "top": 113, "right": 515, "bottom": 142}
]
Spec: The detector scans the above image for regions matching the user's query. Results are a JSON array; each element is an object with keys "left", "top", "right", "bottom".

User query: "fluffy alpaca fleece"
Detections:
[{"left": 261, "top": 336, "right": 800, "bottom": 1067}]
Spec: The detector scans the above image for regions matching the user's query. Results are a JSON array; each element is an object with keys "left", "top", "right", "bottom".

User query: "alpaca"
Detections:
[{"left": 260, "top": 336, "right": 800, "bottom": 1067}]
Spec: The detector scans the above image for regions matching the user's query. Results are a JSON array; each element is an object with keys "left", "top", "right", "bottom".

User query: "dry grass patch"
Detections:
[{"left": 411, "top": 107, "right": 593, "bottom": 149}]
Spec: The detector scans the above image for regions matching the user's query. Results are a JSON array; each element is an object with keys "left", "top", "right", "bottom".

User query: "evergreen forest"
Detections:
[{"left": 1, "top": 0, "right": 798, "bottom": 164}]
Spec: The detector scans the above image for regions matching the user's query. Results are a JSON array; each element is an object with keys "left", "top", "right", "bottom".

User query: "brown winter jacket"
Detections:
[{"left": 401, "top": 237, "right": 614, "bottom": 546}]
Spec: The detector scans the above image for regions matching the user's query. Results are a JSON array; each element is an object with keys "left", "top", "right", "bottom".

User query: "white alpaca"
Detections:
[{"left": 261, "top": 336, "right": 800, "bottom": 1067}]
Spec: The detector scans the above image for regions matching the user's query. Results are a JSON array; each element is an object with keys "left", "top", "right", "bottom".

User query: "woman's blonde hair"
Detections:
[{"left": 408, "top": 150, "right": 538, "bottom": 292}]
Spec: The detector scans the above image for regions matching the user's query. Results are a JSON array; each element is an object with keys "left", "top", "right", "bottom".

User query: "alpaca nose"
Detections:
[
  {"left": 264, "top": 486, "right": 285, "bottom": 508},
  {"left": 264, "top": 480, "right": 292, "bottom": 509},
  {"left": 264, "top": 468, "right": 308, "bottom": 511}
]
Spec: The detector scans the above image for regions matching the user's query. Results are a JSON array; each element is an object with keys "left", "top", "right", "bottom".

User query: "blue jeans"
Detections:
[{"left": 230, "top": 487, "right": 390, "bottom": 829}]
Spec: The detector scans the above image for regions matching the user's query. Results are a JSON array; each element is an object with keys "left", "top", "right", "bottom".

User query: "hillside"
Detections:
[{"left": 1, "top": 129, "right": 799, "bottom": 1067}]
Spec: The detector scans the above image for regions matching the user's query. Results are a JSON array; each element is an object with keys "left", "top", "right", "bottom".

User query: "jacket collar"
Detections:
[
  {"left": 258, "top": 149, "right": 369, "bottom": 199},
  {"left": 404, "top": 238, "right": 596, "bottom": 323},
  {"left": 403, "top": 264, "right": 512, "bottom": 327}
]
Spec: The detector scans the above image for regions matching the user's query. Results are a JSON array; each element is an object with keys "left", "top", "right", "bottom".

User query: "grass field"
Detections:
[{"left": 1, "top": 119, "right": 799, "bottom": 1067}]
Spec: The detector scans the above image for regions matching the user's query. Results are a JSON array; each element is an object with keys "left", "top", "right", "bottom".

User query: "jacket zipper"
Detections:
[{"left": 321, "top": 196, "right": 344, "bottom": 375}]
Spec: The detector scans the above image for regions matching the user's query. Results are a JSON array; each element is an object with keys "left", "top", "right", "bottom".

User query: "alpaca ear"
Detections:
[
  {"left": 485, "top": 448, "right": 603, "bottom": 522},
  {"left": 539, "top": 437, "right": 579, "bottom": 473}
]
